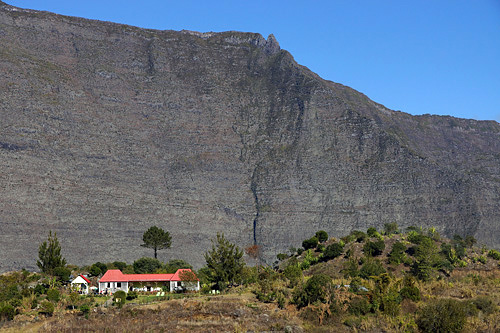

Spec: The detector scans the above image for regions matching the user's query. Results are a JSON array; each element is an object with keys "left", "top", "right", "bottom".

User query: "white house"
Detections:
[
  {"left": 71, "top": 275, "right": 91, "bottom": 294},
  {"left": 98, "top": 268, "right": 200, "bottom": 294}
]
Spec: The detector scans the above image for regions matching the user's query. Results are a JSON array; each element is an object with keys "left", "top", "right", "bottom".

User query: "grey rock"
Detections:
[{"left": 0, "top": 3, "right": 499, "bottom": 272}]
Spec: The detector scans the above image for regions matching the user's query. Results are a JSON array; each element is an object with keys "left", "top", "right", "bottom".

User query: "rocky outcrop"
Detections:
[{"left": 0, "top": 3, "right": 499, "bottom": 271}]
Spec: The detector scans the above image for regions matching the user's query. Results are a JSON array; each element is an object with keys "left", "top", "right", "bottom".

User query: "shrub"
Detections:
[
  {"left": 388, "top": 241, "right": 406, "bottom": 265},
  {"left": 399, "top": 286, "right": 420, "bottom": 302},
  {"left": 80, "top": 304, "right": 90, "bottom": 319},
  {"left": 39, "top": 300, "right": 55, "bottom": 317},
  {"left": 359, "top": 259, "right": 386, "bottom": 279},
  {"left": 113, "top": 290, "right": 127, "bottom": 308},
  {"left": 112, "top": 261, "right": 128, "bottom": 271},
  {"left": 0, "top": 303, "right": 16, "bottom": 321},
  {"left": 348, "top": 297, "right": 371, "bottom": 315},
  {"left": 46, "top": 288, "right": 60, "bottom": 302},
  {"left": 293, "top": 274, "right": 334, "bottom": 308},
  {"left": 315, "top": 230, "right": 328, "bottom": 243},
  {"left": 363, "top": 240, "right": 385, "bottom": 256},
  {"left": 322, "top": 242, "right": 344, "bottom": 261},
  {"left": 350, "top": 230, "right": 367, "bottom": 243},
  {"left": 478, "top": 256, "right": 487, "bottom": 264},
  {"left": 126, "top": 291, "right": 138, "bottom": 300},
  {"left": 302, "top": 237, "right": 319, "bottom": 250},
  {"left": 33, "top": 284, "right": 47, "bottom": 296},
  {"left": 469, "top": 296, "right": 496, "bottom": 315},
  {"left": 316, "top": 244, "right": 325, "bottom": 252},
  {"left": 283, "top": 265, "right": 303, "bottom": 287},
  {"left": 487, "top": 249, "right": 500, "bottom": 260},
  {"left": 53, "top": 266, "right": 71, "bottom": 282},
  {"left": 417, "top": 299, "right": 467, "bottom": 333},
  {"left": 384, "top": 222, "right": 399, "bottom": 235},
  {"left": 366, "top": 227, "right": 378, "bottom": 237}
]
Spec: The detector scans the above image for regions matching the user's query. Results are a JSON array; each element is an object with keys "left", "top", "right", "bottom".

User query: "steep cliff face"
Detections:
[{"left": 1, "top": 2, "right": 499, "bottom": 271}]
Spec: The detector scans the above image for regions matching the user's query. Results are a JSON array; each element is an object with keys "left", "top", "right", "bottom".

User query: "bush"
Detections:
[
  {"left": 33, "top": 284, "right": 47, "bottom": 296},
  {"left": 315, "top": 230, "right": 328, "bottom": 243},
  {"left": 126, "top": 291, "right": 138, "bottom": 300},
  {"left": 80, "top": 304, "right": 90, "bottom": 318},
  {"left": 417, "top": 299, "right": 467, "bottom": 333},
  {"left": 53, "top": 266, "right": 71, "bottom": 282},
  {"left": 399, "top": 286, "right": 421, "bottom": 302},
  {"left": 283, "top": 265, "right": 303, "bottom": 287},
  {"left": 302, "top": 237, "right": 319, "bottom": 250},
  {"left": 469, "top": 296, "right": 496, "bottom": 315},
  {"left": 384, "top": 222, "right": 399, "bottom": 235},
  {"left": 388, "top": 241, "right": 406, "bottom": 265},
  {"left": 46, "top": 288, "right": 60, "bottom": 302},
  {"left": 39, "top": 300, "right": 55, "bottom": 317},
  {"left": 113, "top": 290, "right": 127, "bottom": 308},
  {"left": 348, "top": 297, "right": 371, "bottom": 315},
  {"left": 322, "top": 242, "right": 344, "bottom": 261},
  {"left": 359, "top": 259, "right": 386, "bottom": 279},
  {"left": 366, "top": 227, "right": 378, "bottom": 237},
  {"left": 293, "top": 274, "right": 334, "bottom": 308},
  {"left": 0, "top": 303, "right": 16, "bottom": 321},
  {"left": 487, "top": 249, "right": 500, "bottom": 260},
  {"left": 350, "top": 230, "right": 367, "bottom": 243},
  {"left": 363, "top": 240, "right": 385, "bottom": 256}
]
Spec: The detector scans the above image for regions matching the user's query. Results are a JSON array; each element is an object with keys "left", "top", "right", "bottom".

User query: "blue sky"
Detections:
[{"left": 6, "top": 0, "right": 500, "bottom": 122}]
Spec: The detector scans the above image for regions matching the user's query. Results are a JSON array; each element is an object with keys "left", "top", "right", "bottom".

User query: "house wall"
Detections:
[{"left": 98, "top": 281, "right": 128, "bottom": 294}]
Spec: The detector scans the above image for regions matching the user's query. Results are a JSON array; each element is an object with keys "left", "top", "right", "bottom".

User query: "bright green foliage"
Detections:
[
  {"left": 141, "top": 226, "right": 172, "bottom": 259},
  {"left": 46, "top": 288, "right": 60, "bottom": 302},
  {"left": 37, "top": 231, "right": 67, "bottom": 275},
  {"left": 133, "top": 257, "right": 162, "bottom": 274},
  {"left": 322, "top": 242, "right": 344, "bottom": 261},
  {"left": 417, "top": 299, "right": 467, "bottom": 333},
  {"left": 302, "top": 236, "right": 318, "bottom": 250},
  {"left": 204, "top": 232, "right": 244, "bottom": 291},
  {"left": 293, "top": 274, "right": 334, "bottom": 308},
  {"left": 164, "top": 259, "right": 192, "bottom": 273},
  {"left": 315, "top": 230, "right": 328, "bottom": 243},
  {"left": 487, "top": 249, "right": 500, "bottom": 260},
  {"left": 363, "top": 239, "right": 385, "bottom": 256},
  {"left": 359, "top": 259, "right": 386, "bottom": 279}
]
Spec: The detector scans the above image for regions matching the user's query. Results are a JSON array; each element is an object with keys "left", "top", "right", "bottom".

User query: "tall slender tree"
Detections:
[
  {"left": 37, "top": 231, "right": 66, "bottom": 275},
  {"left": 141, "top": 226, "right": 171, "bottom": 259},
  {"left": 204, "top": 232, "right": 244, "bottom": 290}
]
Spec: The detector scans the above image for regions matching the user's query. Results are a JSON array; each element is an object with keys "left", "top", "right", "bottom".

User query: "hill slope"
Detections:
[{"left": 1, "top": 1, "right": 499, "bottom": 271}]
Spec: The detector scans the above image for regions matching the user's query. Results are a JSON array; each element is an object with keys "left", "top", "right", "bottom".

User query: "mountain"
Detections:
[{"left": 1, "top": 1, "right": 499, "bottom": 272}]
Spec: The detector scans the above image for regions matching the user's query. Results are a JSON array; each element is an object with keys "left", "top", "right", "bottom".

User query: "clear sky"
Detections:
[{"left": 6, "top": 0, "right": 500, "bottom": 122}]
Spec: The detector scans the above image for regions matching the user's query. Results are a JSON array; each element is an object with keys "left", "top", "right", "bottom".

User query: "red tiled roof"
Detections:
[
  {"left": 171, "top": 268, "right": 199, "bottom": 281},
  {"left": 98, "top": 269, "right": 197, "bottom": 283},
  {"left": 80, "top": 275, "right": 91, "bottom": 283}
]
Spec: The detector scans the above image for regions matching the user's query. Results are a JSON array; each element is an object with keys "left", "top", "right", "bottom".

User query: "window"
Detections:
[
  {"left": 107, "top": 283, "right": 110, "bottom": 288},
  {"left": 117, "top": 282, "right": 121, "bottom": 288}
]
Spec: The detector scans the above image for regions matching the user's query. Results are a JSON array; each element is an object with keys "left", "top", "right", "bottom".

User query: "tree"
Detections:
[
  {"left": 164, "top": 259, "right": 192, "bottom": 273},
  {"left": 204, "top": 232, "right": 244, "bottom": 290},
  {"left": 37, "top": 231, "right": 67, "bottom": 275},
  {"left": 141, "top": 226, "right": 171, "bottom": 259},
  {"left": 133, "top": 257, "right": 162, "bottom": 274}
]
